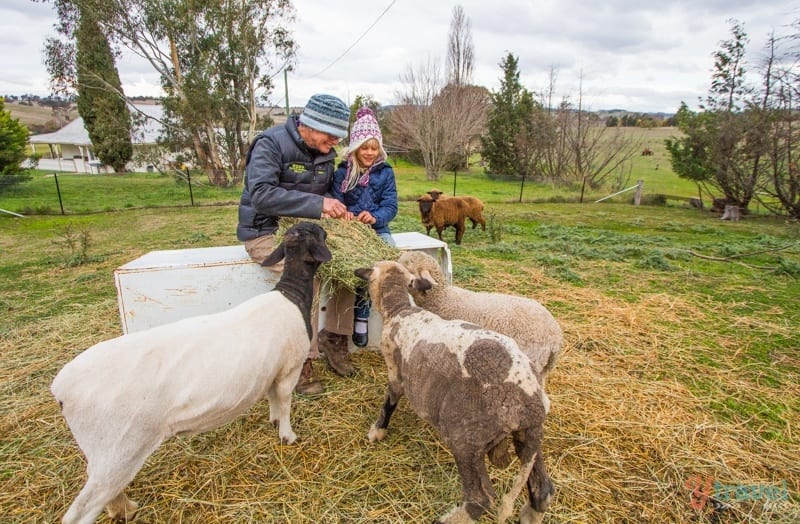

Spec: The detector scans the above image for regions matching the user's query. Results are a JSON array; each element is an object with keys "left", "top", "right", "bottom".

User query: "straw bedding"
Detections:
[{"left": 1, "top": 259, "right": 797, "bottom": 523}]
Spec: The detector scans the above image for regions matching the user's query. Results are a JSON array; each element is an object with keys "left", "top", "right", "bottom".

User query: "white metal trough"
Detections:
[{"left": 114, "top": 232, "right": 452, "bottom": 349}]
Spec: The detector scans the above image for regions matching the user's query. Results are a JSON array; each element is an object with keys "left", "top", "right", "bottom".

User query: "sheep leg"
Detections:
[
  {"left": 367, "top": 382, "right": 404, "bottom": 442},
  {"left": 435, "top": 448, "right": 494, "bottom": 523},
  {"left": 469, "top": 218, "right": 477, "bottom": 229},
  {"left": 61, "top": 419, "right": 165, "bottom": 524},
  {"left": 62, "top": 455, "right": 146, "bottom": 524},
  {"left": 435, "top": 226, "right": 444, "bottom": 241},
  {"left": 454, "top": 220, "right": 465, "bottom": 245},
  {"left": 512, "top": 428, "right": 553, "bottom": 523},
  {"left": 267, "top": 366, "right": 301, "bottom": 444},
  {"left": 62, "top": 478, "right": 122, "bottom": 524}
]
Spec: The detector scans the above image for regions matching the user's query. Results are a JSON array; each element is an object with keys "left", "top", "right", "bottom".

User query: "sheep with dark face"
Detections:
[
  {"left": 355, "top": 261, "right": 554, "bottom": 524},
  {"left": 51, "top": 222, "right": 331, "bottom": 524},
  {"left": 427, "top": 189, "right": 486, "bottom": 232}
]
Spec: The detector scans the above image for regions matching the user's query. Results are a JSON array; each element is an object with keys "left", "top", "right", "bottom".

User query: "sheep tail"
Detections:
[{"left": 496, "top": 451, "right": 536, "bottom": 524}]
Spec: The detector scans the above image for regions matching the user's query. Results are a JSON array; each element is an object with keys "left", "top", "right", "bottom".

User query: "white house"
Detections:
[{"left": 28, "top": 104, "right": 164, "bottom": 173}]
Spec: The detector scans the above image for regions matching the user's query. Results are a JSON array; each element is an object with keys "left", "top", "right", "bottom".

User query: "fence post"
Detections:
[
  {"left": 53, "top": 172, "right": 65, "bottom": 215},
  {"left": 186, "top": 168, "right": 195, "bottom": 206},
  {"left": 634, "top": 179, "right": 643, "bottom": 206}
]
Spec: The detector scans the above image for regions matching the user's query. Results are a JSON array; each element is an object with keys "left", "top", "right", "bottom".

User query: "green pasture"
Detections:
[{"left": 3, "top": 139, "right": 701, "bottom": 217}]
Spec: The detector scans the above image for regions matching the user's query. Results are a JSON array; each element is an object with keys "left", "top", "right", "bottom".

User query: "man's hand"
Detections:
[{"left": 322, "top": 197, "right": 348, "bottom": 219}]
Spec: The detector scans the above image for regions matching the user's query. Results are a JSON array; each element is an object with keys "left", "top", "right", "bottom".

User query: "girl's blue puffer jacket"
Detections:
[{"left": 331, "top": 160, "right": 398, "bottom": 236}]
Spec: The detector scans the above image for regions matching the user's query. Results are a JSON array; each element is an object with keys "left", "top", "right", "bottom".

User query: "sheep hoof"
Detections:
[
  {"left": 519, "top": 504, "right": 546, "bottom": 524},
  {"left": 280, "top": 431, "right": 297, "bottom": 445},
  {"left": 106, "top": 496, "right": 138, "bottom": 523},
  {"left": 436, "top": 504, "right": 476, "bottom": 523},
  {"left": 367, "top": 425, "right": 386, "bottom": 443}
]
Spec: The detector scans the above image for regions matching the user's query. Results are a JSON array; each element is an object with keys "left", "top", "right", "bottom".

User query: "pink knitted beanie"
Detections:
[{"left": 346, "top": 107, "right": 387, "bottom": 162}]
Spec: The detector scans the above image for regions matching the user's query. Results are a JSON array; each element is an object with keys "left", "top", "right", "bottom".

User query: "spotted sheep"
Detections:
[
  {"left": 355, "top": 261, "right": 554, "bottom": 524},
  {"left": 51, "top": 222, "right": 331, "bottom": 524}
]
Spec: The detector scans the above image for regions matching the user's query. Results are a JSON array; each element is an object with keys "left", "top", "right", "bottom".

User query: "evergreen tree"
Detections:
[
  {"left": 0, "top": 98, "right": 33, "bottom": 192},
  {"left": 75, "top": 10, "right": 132, "bottom": 173},
  {"left": 481, "top": 53, "right": 532, "bottom": 177}
]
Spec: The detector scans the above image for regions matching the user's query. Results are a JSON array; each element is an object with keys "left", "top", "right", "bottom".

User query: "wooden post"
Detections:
[
  {"left": 53, "top": 172, "right": 66, "bottom": 215},
  {"left": 634, "top": 179, "right": 643, "bottom": 206},
  {"left": 186, "top": 168, "right": 195, "bottom": 206}
]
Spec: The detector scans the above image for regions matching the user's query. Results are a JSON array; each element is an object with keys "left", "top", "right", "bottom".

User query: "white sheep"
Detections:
[
  {"left": 51, "top": 222, "right": 331, "bottom": 524},
  {"left": 398, "top": 250, "right": 562, "bottom": 384},
  {"left": 355, "top": 261, "right": 554, "bottom": 524}
]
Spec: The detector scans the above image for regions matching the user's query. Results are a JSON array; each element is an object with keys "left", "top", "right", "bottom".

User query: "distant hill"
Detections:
[
  {"left": 7, "top": 96, "right": 674, "bottom": 135},
  {"left": 6, "top": 101, "right": 79, "bottom": 134}
]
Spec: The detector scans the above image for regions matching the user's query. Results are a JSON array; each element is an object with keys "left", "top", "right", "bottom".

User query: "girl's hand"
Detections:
[{"left": 357, "top": 211, "right": 376, "bottom": 225}]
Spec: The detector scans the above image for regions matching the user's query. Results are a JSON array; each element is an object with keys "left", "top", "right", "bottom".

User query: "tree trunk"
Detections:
[{"left": 721, "top": 205, "right": 741, "bottom": 221}]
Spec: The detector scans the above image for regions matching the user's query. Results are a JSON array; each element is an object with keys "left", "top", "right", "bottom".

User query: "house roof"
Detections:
[{"left": 29, "top": 104, "right": 164, "bottom": 146}]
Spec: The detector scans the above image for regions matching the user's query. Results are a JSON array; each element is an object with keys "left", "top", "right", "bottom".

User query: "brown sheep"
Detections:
[
  {"left": 427, "top": 189, "right": 486, "bottom": 232},
  {"left": 417, "top": 194, "right": 468, "bottom": 245}
]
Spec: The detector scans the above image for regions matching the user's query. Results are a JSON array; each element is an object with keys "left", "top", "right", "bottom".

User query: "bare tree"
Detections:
[
  {"left": 43, "top": 0, "right": 296, "bottom": 186},
  {"left": 390, "top": 59, "right": 488, "bottom": 181},
  {"left": 537, "top": 66, "right": 571, "bottom": 183},
  {"left": 758, "top": 30, "right": 800, "bottom": 218},
  {"left": 446, "top": 5, "right": 474, "bottom": 86},
  {"left": 565, "top": 74, "right": 640, "bottom": 197}
]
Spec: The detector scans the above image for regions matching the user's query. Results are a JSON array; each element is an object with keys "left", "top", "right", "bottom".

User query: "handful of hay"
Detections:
[{"left": 276, "top": 217, "right": 400, "bottom": 292}]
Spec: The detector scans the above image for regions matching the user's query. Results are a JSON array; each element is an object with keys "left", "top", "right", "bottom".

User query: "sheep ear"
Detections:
[
  {"left": 410, "top": 276, "right": 432, "bottom": 292},
  {"left": 261, "top": 243, "right": 285, "bottom": 267},
  {"left": 418, "top": 269, "right": 437, "bottom": 287},
  {"left": 354, "top": 267, "right": 372, "bottom": 281},
  {"left": 311, "top": 243, "right": 332, "bottom": 263}
]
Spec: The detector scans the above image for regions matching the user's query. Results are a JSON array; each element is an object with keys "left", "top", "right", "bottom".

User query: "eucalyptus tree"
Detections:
[{"left": 44, "top": 0, "right": 296, "bottom": 186}]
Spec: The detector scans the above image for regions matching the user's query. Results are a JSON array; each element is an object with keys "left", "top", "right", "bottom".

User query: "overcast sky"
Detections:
[{"left": 2, "top": 0, "right": 798, "bottom": 114}]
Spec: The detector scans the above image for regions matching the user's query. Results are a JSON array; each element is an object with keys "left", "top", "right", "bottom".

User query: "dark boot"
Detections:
[
  {"left": 352, "top": 286, "right": 370, "bottom": 348},
  {"left": 318, "top": 329, "right": 355, "bottom": 377},
  {"left": 294, "top": 358, "right": 324, "bottom": 395}
]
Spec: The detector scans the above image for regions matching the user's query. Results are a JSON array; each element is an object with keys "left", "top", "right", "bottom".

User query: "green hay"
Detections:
[{"left": 276, "top": 218, "right": 401, "bottom": 292}]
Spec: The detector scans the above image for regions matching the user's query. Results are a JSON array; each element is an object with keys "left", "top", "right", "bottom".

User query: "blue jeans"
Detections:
[{"left": 355, "top": 232, "right": 394, "bottom": 320}]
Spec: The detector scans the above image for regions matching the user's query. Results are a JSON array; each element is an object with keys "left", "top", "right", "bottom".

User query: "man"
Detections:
[{"left": 237, "top": 93, "right": 355, "bottom": 395}]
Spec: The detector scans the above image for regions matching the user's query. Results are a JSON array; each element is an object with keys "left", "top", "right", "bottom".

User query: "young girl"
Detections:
[{"left": 331, "top": 107, "right": 398, "bottom": 347}]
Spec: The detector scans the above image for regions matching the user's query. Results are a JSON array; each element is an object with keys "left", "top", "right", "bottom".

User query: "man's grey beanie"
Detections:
[{"left": 298, "top": 94, "right": 350, "bottom": 138}]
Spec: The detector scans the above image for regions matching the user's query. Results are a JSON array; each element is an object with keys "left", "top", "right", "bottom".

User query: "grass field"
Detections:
[
  {"left": 3, "top": 130, "right": 706, "bottom": 218},
  {"left": 1, "top": 160, "right": 798, "bottom": 522}
]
